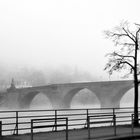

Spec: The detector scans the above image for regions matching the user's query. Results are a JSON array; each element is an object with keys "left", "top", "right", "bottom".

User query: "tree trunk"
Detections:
[
  {"left": 134, "top": 40, "right": 139, "bottom": 126},
  {"left": 134, "top": 79, "right": 139, "bottom": 126}
]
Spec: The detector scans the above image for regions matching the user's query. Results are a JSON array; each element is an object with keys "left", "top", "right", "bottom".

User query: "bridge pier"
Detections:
[
  {"left": 3, "top": 92, "right": 21, "bottom": 109},
  {"left": 51, "top": 99, "right": 70, "bottom": 109}
]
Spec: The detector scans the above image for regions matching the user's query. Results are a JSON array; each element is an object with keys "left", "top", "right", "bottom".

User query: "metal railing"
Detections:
[
  {"left": 0, "top": 121, "right": 2, "bottom": 137},
  {"left": 0, "top": 107, "right": 138, "bottom": 137},
  {"left": 87, "top": 114, "right": 116, "bottom": 139},
  {"left": 31, "top": 117, "right": 68, "bottom": 140}
]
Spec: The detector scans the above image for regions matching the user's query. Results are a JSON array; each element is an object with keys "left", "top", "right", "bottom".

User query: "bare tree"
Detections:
[{"left": 104, "top": 21, "right": 140, "bottom": 126}]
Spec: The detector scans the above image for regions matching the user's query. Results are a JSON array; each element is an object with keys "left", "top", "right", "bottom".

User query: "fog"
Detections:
[
  {"left": 0, "top": 64, "right": 96, "bottom": 89},
  {"left": 0, "top": 0, "right": 140, "bottom": 85},
  {"left": 0, "top": 0, "right": 140, "bottom": 108}
]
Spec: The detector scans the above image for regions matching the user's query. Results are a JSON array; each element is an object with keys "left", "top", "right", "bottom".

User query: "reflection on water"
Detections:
[{"left": 71, "top": 103, "right": 100, "bottom": 109}]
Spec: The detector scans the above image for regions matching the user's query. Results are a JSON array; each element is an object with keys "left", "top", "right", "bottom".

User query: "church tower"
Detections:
[
  {"left": 10, "top": 78, "right": 16, "bottom": 89},
  {"left": 7, "top": 78, "right": 16, "bottom": 92}
]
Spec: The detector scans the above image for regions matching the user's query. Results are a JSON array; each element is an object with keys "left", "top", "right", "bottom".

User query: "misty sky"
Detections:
[{"left": 0, "top": 0, "right": 140, "bottom": 81}]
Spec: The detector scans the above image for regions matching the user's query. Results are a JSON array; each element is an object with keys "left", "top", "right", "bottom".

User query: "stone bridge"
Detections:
[{"left": 0, "top": 80, "right": 135, "bottom": 109}]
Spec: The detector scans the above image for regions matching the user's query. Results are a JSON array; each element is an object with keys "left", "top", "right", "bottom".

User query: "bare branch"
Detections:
[
  {"left": 122, "top": 27, "right": 136, "bottom": 43},
  {"left": 104, "top": 21, "right": 140, "bottom": 80},
  {"left": 136, "top": 27, "right": 140, "bottom": 37},
  {"left": 119, "top": 43, "right": 135, "bottom": 46},
  {"left": 110, "top": 32, "right": 128, "bottom": 38},
  {"left": 104, "top": 55, "right": 134, "bottom": 75},
  {"left": 113, "top": 52, "right": 135, "bottom": 60},
  {"left": 119, "top": 61, "right": 134, "bottom": 69},
  {"left": 135, "top": 23, "right": 140, "bottom": 27},
  {"left": 127, "top": 28, "right": 136, "bottom": 39}
]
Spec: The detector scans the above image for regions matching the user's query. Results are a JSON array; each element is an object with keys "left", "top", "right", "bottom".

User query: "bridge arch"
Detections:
[
  {"left": 120, "top": 86, "right": 140, "bottom": 107},
  {"left": 63, "top": 88, "right": 100, "bottom": 109},
  {"left": 120, "top": 88, "right": 134, "bottom": 107},
  {"left": 111, "top": 85, "right": 133, "bottom": 108},
  {"left": 110, "top": 82, "right": 140, "bottom": 108},
  {"left": 30, "top": 93, "right": 53, "bottom": 109},
  {"left": 19, "top": 91, "right": 53, "bottom": 109}
]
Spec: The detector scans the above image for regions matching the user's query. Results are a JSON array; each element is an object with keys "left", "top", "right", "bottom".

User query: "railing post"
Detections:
[
  {"left": 16, "top": 111, "right": 19, "bottom": 135},
  {"left": 86, "top": 109, "right": 89, "bottom": 128},
  {"left": 66, "top": 118, "right": 68, "bottom": 140},
  {"left": 113, "top": 108, "right": 115, "bottom": 116},
  {"left": 55, "top": 110, "right": 57, "bottom": 131},
  {"left": 87, "top": 116, "right": 90, "bottom": 139},
  {"left": 113, "top": 115, "right": 116, "bottom": 136},
  {"left": 31, "top": 120, "right": 33, "bottom": 140},
  {"left": 0, "top": 121, "right": 2, "bottom": 137},
  {"left": 131, "top": 114, "right": 134, "bottom": 134}
]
